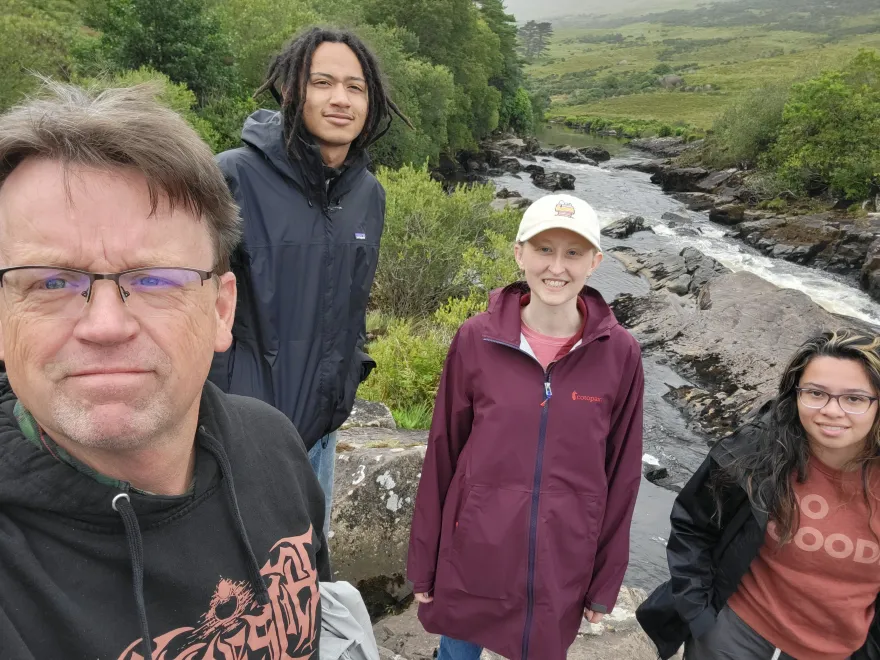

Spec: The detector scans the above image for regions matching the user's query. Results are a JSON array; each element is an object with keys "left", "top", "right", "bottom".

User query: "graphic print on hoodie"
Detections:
[{"left": 0, "top": 376, "right": 330, "bottom": 660}]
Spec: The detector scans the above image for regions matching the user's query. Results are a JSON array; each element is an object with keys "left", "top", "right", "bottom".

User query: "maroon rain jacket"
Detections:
[{"left": 407, "top": 283, "right": 644, "bottom": 660}]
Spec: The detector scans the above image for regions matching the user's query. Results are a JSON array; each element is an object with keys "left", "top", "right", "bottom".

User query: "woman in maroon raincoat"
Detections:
[{"left": 407, "top": 194, "right": 645, "bottom": 660}]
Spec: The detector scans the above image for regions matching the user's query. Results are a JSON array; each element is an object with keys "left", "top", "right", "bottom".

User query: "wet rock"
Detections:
[
  {"left": 495, "top": 187, "right": 521, "bottom": 199},
  {"left": 602, "top": 215, "right": 649, "bottom": 239},
  {"left": 523, "top": 164, "right": 545, "bottom": 176},
  {"left": 651, "top": 167, "right": 710, "bottom": 193},
  {"left": 531, "top": 170, "right": 576, "bottom": 191},
  {"left": 861, "top": 237, "right": 880, "bottom": 303},
  {"left": 612, "top": 255, "right": 872, "bottom": 434},
  {"left": 341, "top": 399, "right": 397, "bottom": 430},
  {"left": 662, "top": 211, "right": 690, "bottom": 224},
  {"left": 671, "top": 192, "right": 723, "bottom": 212},
  {"left": 553, "top": 145, "right": 594, "bottom": 164},
  {"left": 630, "top": 137, "right": 688, "bottom": 158},
  {"left": 498, "top": 157, "right": 522, "bottom": 174},
  {"left": 709, "top": 204, "right": 746, "bottom": 226},
  {"left": 579, "top": 146, "right": 612, "bottom": 162},
  {"left": 615, "top": 160, "right": 666, "bottom": 175},
  {"left": 608, "top": 245, "right": 729, "bottom": 299}
]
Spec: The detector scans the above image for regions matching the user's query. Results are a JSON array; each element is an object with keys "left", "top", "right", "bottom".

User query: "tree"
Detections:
[
  {"left": 518, "top": 20, "right": 553, "bottom": 61},
  {"left": 83, "top": 0, "right": 234, "bottom": 102},
  {"left": 0, "top": 1, "right": 79, "bottom": 111},
  {"left": 763, "top": 50, "right": 880, "bottom": 200}
]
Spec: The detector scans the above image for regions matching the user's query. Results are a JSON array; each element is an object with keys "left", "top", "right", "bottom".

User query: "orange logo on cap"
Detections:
[{"left": 555, "top": 200, "right": 575, "bottom": 218}]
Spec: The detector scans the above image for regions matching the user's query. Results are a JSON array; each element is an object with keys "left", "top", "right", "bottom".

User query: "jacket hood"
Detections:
[
  {"left": 0, "top": 375, "right": 236, "bottom": 525},
  {"left": 485, "top": 282, "right": 619, "bottom": 346},
  {"left": 241, "top": 109, "right": 371, "bottom": 201}
]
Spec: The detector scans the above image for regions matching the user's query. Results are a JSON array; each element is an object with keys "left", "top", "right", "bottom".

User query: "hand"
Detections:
[
  {"left": 414, "top": 592, "right": 434, "bottom": 604},
  {"left": 583, "top": 609, "right": 605, "bottom": 624}
]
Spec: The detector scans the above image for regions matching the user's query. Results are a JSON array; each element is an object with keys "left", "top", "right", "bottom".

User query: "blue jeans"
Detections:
[
  {"left": 437, "top": 636, "right": 482, "bottom": 660},
  {"left": 308, "top": 431, "right": 336, "bottom": 540}
]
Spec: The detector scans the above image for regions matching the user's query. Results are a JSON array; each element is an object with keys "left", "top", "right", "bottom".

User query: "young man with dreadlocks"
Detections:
[{"left": 210, "top": 28, "right": 410, "bottom": 538}]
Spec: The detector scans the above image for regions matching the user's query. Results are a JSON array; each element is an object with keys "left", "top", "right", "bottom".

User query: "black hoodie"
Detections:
[
  {"left": 208, "top": 109, "right": 382, "bottom": 450},
  {"left": 0, "top": 375, "right": 330, "bottom": 659}
]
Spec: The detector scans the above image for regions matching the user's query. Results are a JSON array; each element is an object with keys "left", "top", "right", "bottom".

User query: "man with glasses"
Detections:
[{"left": 0, "top": 82, "right": 329, "bottom": 659}]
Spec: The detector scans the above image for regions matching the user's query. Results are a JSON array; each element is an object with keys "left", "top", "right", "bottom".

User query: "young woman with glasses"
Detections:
[{"left": 638, "top": 329, "right": 880, "bottom": 660}]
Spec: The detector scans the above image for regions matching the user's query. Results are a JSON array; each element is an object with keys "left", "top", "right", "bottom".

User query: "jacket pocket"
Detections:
[{"left": 446, "top": 485, "right": 530, "bottom": 600}]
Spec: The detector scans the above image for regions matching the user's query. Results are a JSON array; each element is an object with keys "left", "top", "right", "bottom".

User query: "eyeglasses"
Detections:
[
  {"left": 0, "top": 266, "right": 215, "bottom": 319},
  {"left": 795, "top": 387, "right": 879, "bottom": 415}
]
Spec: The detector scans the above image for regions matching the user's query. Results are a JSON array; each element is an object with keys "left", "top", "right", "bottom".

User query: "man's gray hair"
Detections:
[{"left": 0, "top": 80, "right": 241, "bottom": 273}]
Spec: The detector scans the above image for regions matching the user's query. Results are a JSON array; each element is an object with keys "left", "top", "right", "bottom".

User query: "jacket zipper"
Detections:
[{"left": 483, "top": 338, "right": 554, "bottom": 660}]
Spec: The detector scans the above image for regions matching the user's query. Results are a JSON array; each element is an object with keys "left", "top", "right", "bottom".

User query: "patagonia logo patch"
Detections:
[{"left": 355, "top": 232, "right": 366, "bottom": 240}]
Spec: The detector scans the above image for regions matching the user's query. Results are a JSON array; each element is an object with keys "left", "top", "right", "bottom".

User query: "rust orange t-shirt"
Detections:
[{"left": 728, "top": 457, "right": 880, "bottom": 660}]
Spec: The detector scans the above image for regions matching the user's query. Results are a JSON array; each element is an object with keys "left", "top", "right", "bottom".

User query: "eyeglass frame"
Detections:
[
  {"left": 0, "top": 265, "right": 216, "bottom": 304},
  {"left": 794, "top": 387, "right": 879, "bottom": 415}
]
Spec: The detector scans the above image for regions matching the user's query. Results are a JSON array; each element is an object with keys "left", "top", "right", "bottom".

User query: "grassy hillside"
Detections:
[{"left": 528, "top": 1, "right": 880, "bottom": 129}]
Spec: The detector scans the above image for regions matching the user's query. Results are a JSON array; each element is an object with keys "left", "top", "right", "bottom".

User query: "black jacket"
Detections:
[
  {"left": 636, "top": 407, "right": 880, "bottom": 660},
  {"left": 209, "top": 110, "right": 382, "bottom": 449},
  {"left": 0, "top": 376, "right": 330, "bottom": 659}
]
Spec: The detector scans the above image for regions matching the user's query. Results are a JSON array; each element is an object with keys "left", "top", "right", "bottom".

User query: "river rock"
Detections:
[
  {"left": 495, "top": 187, "right": 521, "bottom": 199},
  {"left": 861, "top": 238, "right": 880, "bottom": 302},
  {"left": 498, "top": 157, "right": 522, "bottom": 174},
  {"left": 523, "top": 164, "right": 545, "bottom": 176},
  {"left": 373, "top": 587, "right": 676, "bottom": 660},
  {"left": 603, "top": 215, "right": 649, "bottom": 239},
  {"left": 531, "top": 171, "right": 576, "bottom": 191},
  {"left": 616, "top": 160, "right": 666, "bottom": 175},
  {"left": 650, "top": 167, "right": 710, "bottom": 193},
  {"left": 552, "top": 146, "right": 596, "bottom": 165},
  {"left": 629, "top": 137, "right": 688, "bottom": 158},
  {"left": 695, "top": 169, "right": 738, "bottom": 193},
  {"left": 670, "top": 192, "right": 721, "bottom": 211},
  {"left": 488, "top": 137, "right": 536, "bottom": 159},
  {"left": 709, "top": 204, "right": 747, "bottom": 226},
  {"left": 579, "top": 146, "right": 612, "bottom": 162},
  {"left": 611, "top": 247, "right": 873, "bottom": 434}
]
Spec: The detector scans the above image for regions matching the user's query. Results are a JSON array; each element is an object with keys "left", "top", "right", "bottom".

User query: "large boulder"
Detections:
[
  {"left": 709, "top": 203, "right": 747, "bottom": 226},
  {"left": 495, "top": 187, "right": 522, "bottom": 199},
  {"left": 330, "top": 430, "right": 428, "bottom": 616},
  {"left": 552, "top": 146, "right": 596, "bottom": 165},
  {"left": 602, "top": 215, "right": 649, "bottom": 239},
  {"left": 650, "top": 167, "right": 710, "bottom": 193},
  {"left": 523, "top": 164, "right": 545, "bottom": 176},
  {"left": 341, "top": 399, "right": 397, "bottom": 431},
  {"left": 531, "top": 171, "right": 576, "bottom": 191},
  {"left": 861, "top": 237, "right": 880, "bottom": 303},
  {"left": 616, "top": 160, "right": 666, "bottom": 175},
  {"left": 630, "top": 137, "right": 687, "bottom": 158},
  {"left": 498, "top": 157, "right": 522, "bottom": 174},
  {"left": 671, "top": 192, "right": 728, "bottom": 212},
  {"left": 579, "top": 146, "right": 612, "bottom": 162}
]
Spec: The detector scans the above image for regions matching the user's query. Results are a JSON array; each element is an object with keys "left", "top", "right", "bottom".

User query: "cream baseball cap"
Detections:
[{"left": 516, "top": 194, "right": 601, "bottom": 252}]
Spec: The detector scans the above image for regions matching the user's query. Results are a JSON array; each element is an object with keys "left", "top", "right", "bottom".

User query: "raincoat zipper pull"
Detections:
[{"left": 541, "top": 380, "right": 552, "bottom": 407}]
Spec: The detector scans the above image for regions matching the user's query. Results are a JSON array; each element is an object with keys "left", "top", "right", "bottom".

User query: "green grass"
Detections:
[
  {"left": 391, "top": 402, "right": 433, "bottom": 430},
  {"left": 527, "top": 13, "right": 880, "bottom": 129},
  {"left": 552, "top": 91, "right": 730, "bottom": 129}
]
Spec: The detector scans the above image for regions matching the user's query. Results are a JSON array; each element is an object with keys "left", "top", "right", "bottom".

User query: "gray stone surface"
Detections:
[
  {"left": 372, "top": 587, "right": 683, "bottom": 660},
  {"left": 341, "top": 399, "right": 398, "bottom": 431}
]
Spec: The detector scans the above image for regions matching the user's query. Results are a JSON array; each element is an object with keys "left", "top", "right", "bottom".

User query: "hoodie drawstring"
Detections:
[
  {"left": 200, "top": 429, "right": 271, "bottom": 606},
  {"left": 112, "top": 493, "right": 153, "bottom": 660},
  {"left": 110, "top": 431, "right": 270, "bottom": 660}
]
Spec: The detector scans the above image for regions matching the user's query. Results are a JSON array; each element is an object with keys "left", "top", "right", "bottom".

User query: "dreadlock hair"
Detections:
[
  {"left": 712, "top": 329, "right": 880, "bottom": 545},
  {"left": 254, "top": 27, "right": 412, "bottom": 163}
]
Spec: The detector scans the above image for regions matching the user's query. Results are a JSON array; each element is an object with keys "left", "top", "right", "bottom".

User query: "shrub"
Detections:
[
  {"left": 703, "top": 80, "right": 791, "bottom": 169},
  {"left": 372, "top": 164, "right": 520, "bottom": 319},
  {"left": 763, "top": 50, "right": 880, "bottom": 200},
  {"left": 357, "top": 318, "right": 451, "bottom": 415}
]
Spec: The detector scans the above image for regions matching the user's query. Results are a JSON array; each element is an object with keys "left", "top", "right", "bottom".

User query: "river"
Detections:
[{"left": 490, "top": 126, "right": 880, "bottom": 591}]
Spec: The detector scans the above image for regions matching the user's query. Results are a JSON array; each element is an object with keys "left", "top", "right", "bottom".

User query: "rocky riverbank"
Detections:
[{"left": 620, "top": 136, "right": 880, "bottom": 303}]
